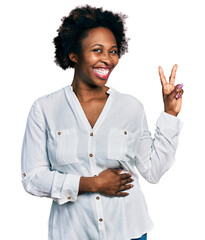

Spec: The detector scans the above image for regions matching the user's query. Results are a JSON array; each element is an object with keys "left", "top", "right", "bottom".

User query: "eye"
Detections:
[
  {"left": 92, "top": 49, "right": 102, "bottom": 53},
  {"left": 110, "top": 50, "right": 118, "bottom": 55}
]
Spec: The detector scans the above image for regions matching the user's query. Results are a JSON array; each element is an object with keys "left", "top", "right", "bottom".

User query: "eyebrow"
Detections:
[{"left": 90, "top": 44, "right": 117, "bottom": 48}]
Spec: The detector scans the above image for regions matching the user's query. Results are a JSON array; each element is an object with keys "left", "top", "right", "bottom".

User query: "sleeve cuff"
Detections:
[
  {"left": 156, "top": 112, "right": 183, "bottom": 140},
  {"left": 56, "top": 174, "right": 81, "bottom": 205}
]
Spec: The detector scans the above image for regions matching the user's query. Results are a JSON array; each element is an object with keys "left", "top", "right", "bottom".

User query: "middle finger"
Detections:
[
  {"left": 120, "top": 173, "right": 132, "bottom": 180},
  {"left": 169, "top": 64, "right": 178, "bottom": 85},
  {"left": 120, "top": 178, "right": 134, "bottom": 185}
]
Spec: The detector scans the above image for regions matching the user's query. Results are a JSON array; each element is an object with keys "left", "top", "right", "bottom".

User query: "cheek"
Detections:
[
  {"left": 84, "top": 52, "right": 99, "bottom": 64},
  {"left": 114, "top": 57, "right": 119, "bottom": 67},
  {"left": 90, "top": 54, "right": 101, "bottom": 64}
]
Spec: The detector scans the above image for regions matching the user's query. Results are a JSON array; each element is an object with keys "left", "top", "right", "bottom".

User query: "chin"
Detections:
[
  {"left": 87, "top": 78, "right": 108, "bottom": 88},
  {"left": 95, "top": 79, "right": 109, "bottom": 88}
]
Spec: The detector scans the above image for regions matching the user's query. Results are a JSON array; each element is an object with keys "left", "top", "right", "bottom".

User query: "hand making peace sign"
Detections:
[{"left": 158, "top": 64, "right": 184, "bottom": 116}]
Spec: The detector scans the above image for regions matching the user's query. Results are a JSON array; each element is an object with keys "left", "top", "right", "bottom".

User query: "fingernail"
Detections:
[
  {"left": 175, "top": 93, "right": 181, "bottom": 99},
  {"left": 177, "top": 83, "right": 183, "bottom": 89}
]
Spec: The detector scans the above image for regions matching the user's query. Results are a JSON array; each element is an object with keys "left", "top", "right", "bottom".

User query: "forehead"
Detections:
[{"left": 81, "top": 27, "right": 117, "bottom": 47}]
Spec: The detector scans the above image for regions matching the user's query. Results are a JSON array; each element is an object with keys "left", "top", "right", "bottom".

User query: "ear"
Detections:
[{"left": 69, "top": 52, "right": 78, "bottom": 63}]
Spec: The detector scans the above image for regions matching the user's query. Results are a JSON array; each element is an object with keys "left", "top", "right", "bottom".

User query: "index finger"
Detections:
[
  {"left": 169, "top": 64, "right": 178, "bottom": 85},
  {"left": 120, "top": 173, "right": 132, "bottom": 180},
  {"left": 112, "top": 168, "right": 123, "bottom": 174},
  {"left": 158, "top": 66, "right": 167, "bottom": 86}
]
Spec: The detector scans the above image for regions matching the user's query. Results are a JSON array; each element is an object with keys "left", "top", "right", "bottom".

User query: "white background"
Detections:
[{"left": 1, "top": 0, "right": 204, "bottom": 239}]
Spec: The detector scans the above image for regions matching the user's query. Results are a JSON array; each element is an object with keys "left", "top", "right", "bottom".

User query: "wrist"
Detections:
[
  {"left": 93, "top": 176, "right": 101, "bottom": 193},
  {"left": 164, "top": 110, "right": 178, "bottom": 117},
  {"left": 164, "top": 107, "right": 178, "bottom": 117},
  {"left": 79, "top": 176, "right": 100, "bottom": 194}
]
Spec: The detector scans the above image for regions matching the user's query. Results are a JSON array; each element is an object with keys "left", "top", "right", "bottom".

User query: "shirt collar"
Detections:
[{"left": 68, "top": 85, "right": 114, "bottom": 95}]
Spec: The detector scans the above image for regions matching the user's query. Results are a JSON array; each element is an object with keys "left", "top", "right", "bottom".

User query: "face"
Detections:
[{"left": 70, "top": 27, "right": 119, "bottom": 88}]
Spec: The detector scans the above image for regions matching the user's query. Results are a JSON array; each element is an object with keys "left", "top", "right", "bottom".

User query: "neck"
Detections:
[{"left": 71, "top": 78, "right": 109, "bottom": 102}]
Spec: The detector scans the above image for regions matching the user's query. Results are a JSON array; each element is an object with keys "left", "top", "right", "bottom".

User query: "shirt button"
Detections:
[
  {"left": 90, "top": 132, "right": 93, "bottom": 136},
  {"left": 23, "top": 173, "right": 26, "bottom": 177},
  {"left": 99, "top": 218, "right": 103, "bottom": 222},
  {"left": 57, "top": 131, "right": 61, "bottom": 135},
  {"left": 124, "top": 131, "right": 127, "bottom": 135},
  {"left": 67, "top": 197, "right": 71, "bottom": 200},
  {"left": 96, "top": 196, "right": 100, "bottom": 200},
  {"left": 89, "top": 153, "right": 93, "bottom": 158}
]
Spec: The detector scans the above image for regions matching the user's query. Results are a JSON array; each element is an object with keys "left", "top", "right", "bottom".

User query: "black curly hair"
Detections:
[{"left": 53, "top": 5, "right": 129, "bottom": 70}]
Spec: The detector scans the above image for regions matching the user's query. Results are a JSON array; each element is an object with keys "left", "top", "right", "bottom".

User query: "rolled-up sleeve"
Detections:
[
  {"left": 21, "top": 100, "right": 81, "bottom": 205},
  {"left": 134, "top": 109, "right": 183, "bottom": 184}
]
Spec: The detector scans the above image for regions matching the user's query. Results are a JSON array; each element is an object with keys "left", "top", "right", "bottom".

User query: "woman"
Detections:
[{"left": 21, "top": 5, "right": 183, "bottom": 240}]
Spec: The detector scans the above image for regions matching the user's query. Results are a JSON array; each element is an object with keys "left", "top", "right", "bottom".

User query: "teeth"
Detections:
[{"left": 93, "top": 68, "right": 109, "bottom": 75}]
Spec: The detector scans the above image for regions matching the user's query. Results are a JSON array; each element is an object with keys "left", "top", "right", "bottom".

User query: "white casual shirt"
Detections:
[{"left": 21, "top": 85, "right": 182, "bottom": 240}]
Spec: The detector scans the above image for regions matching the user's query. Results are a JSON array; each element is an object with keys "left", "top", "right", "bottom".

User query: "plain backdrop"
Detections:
[{"left": 1, "top": 0, "right": 204, "bottom": 239}]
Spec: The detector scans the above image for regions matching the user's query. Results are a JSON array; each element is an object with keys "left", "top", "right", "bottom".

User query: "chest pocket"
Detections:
[
  {"left": 107, "top": 128, "right": 135, "bottom": 161},
  {"left": 47, "top": 128, "right": 78, "bottom": 166}
]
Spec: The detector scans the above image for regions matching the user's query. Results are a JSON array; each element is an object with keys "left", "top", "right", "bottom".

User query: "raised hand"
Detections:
[{"left": 158, "top": 64, "right": 184, "bottom": 116}]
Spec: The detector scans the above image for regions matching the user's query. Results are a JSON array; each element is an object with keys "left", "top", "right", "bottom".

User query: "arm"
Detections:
[
  {"left": 134, "top": 109, "right": 182, "bottom": 183},
  {"left": 134, "top": 65, "right": 183, "bottom": 183},
  {"left": 21, "top": 100, "right": 80, "bottom": 205}
]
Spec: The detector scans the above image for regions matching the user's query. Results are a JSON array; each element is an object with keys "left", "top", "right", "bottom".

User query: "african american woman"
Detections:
[{"left": 21, "top": 5, "right": 184, "bottom": 240}]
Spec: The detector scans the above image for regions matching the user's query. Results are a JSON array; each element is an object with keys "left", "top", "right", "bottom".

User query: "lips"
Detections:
[{"left": 93, "top": 67, "right": 111, "bottom": 80}]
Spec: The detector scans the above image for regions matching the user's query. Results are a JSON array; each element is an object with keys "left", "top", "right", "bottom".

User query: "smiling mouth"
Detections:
[{"left": 93, "top": 67, "right": 111, "bottom": 80}]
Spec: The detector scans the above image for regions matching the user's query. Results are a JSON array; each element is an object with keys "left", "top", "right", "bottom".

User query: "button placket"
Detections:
[
  {"left": 88, "top": 131, "right": 97, "bottom": 176},
  {"left": 89, "top": 132, "right": 94, "bottom": 159},
  {"left": 88, "top": 132, "right": 105, "bottom": 231},
  {"left": 95, "top": 193, "right": 104, "bottom": 227}
]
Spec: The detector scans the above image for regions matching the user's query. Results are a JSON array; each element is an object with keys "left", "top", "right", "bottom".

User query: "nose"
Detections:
[{"left": 100, "top": 52, "right": 112, "bottom": 66}]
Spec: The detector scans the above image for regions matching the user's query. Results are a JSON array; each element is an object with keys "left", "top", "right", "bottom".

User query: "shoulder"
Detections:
[
  {"left": 37, "top": 86, "right": 67, "bottom": 105},
  {"left": 28, "top": 86, "right": 69, "bottom": 117},
  {"left": 32, "top": 86, "right": 70, "bottom": 111},
  {"left": 113, "top": 88, "right": 144, "bottom": 113}
]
